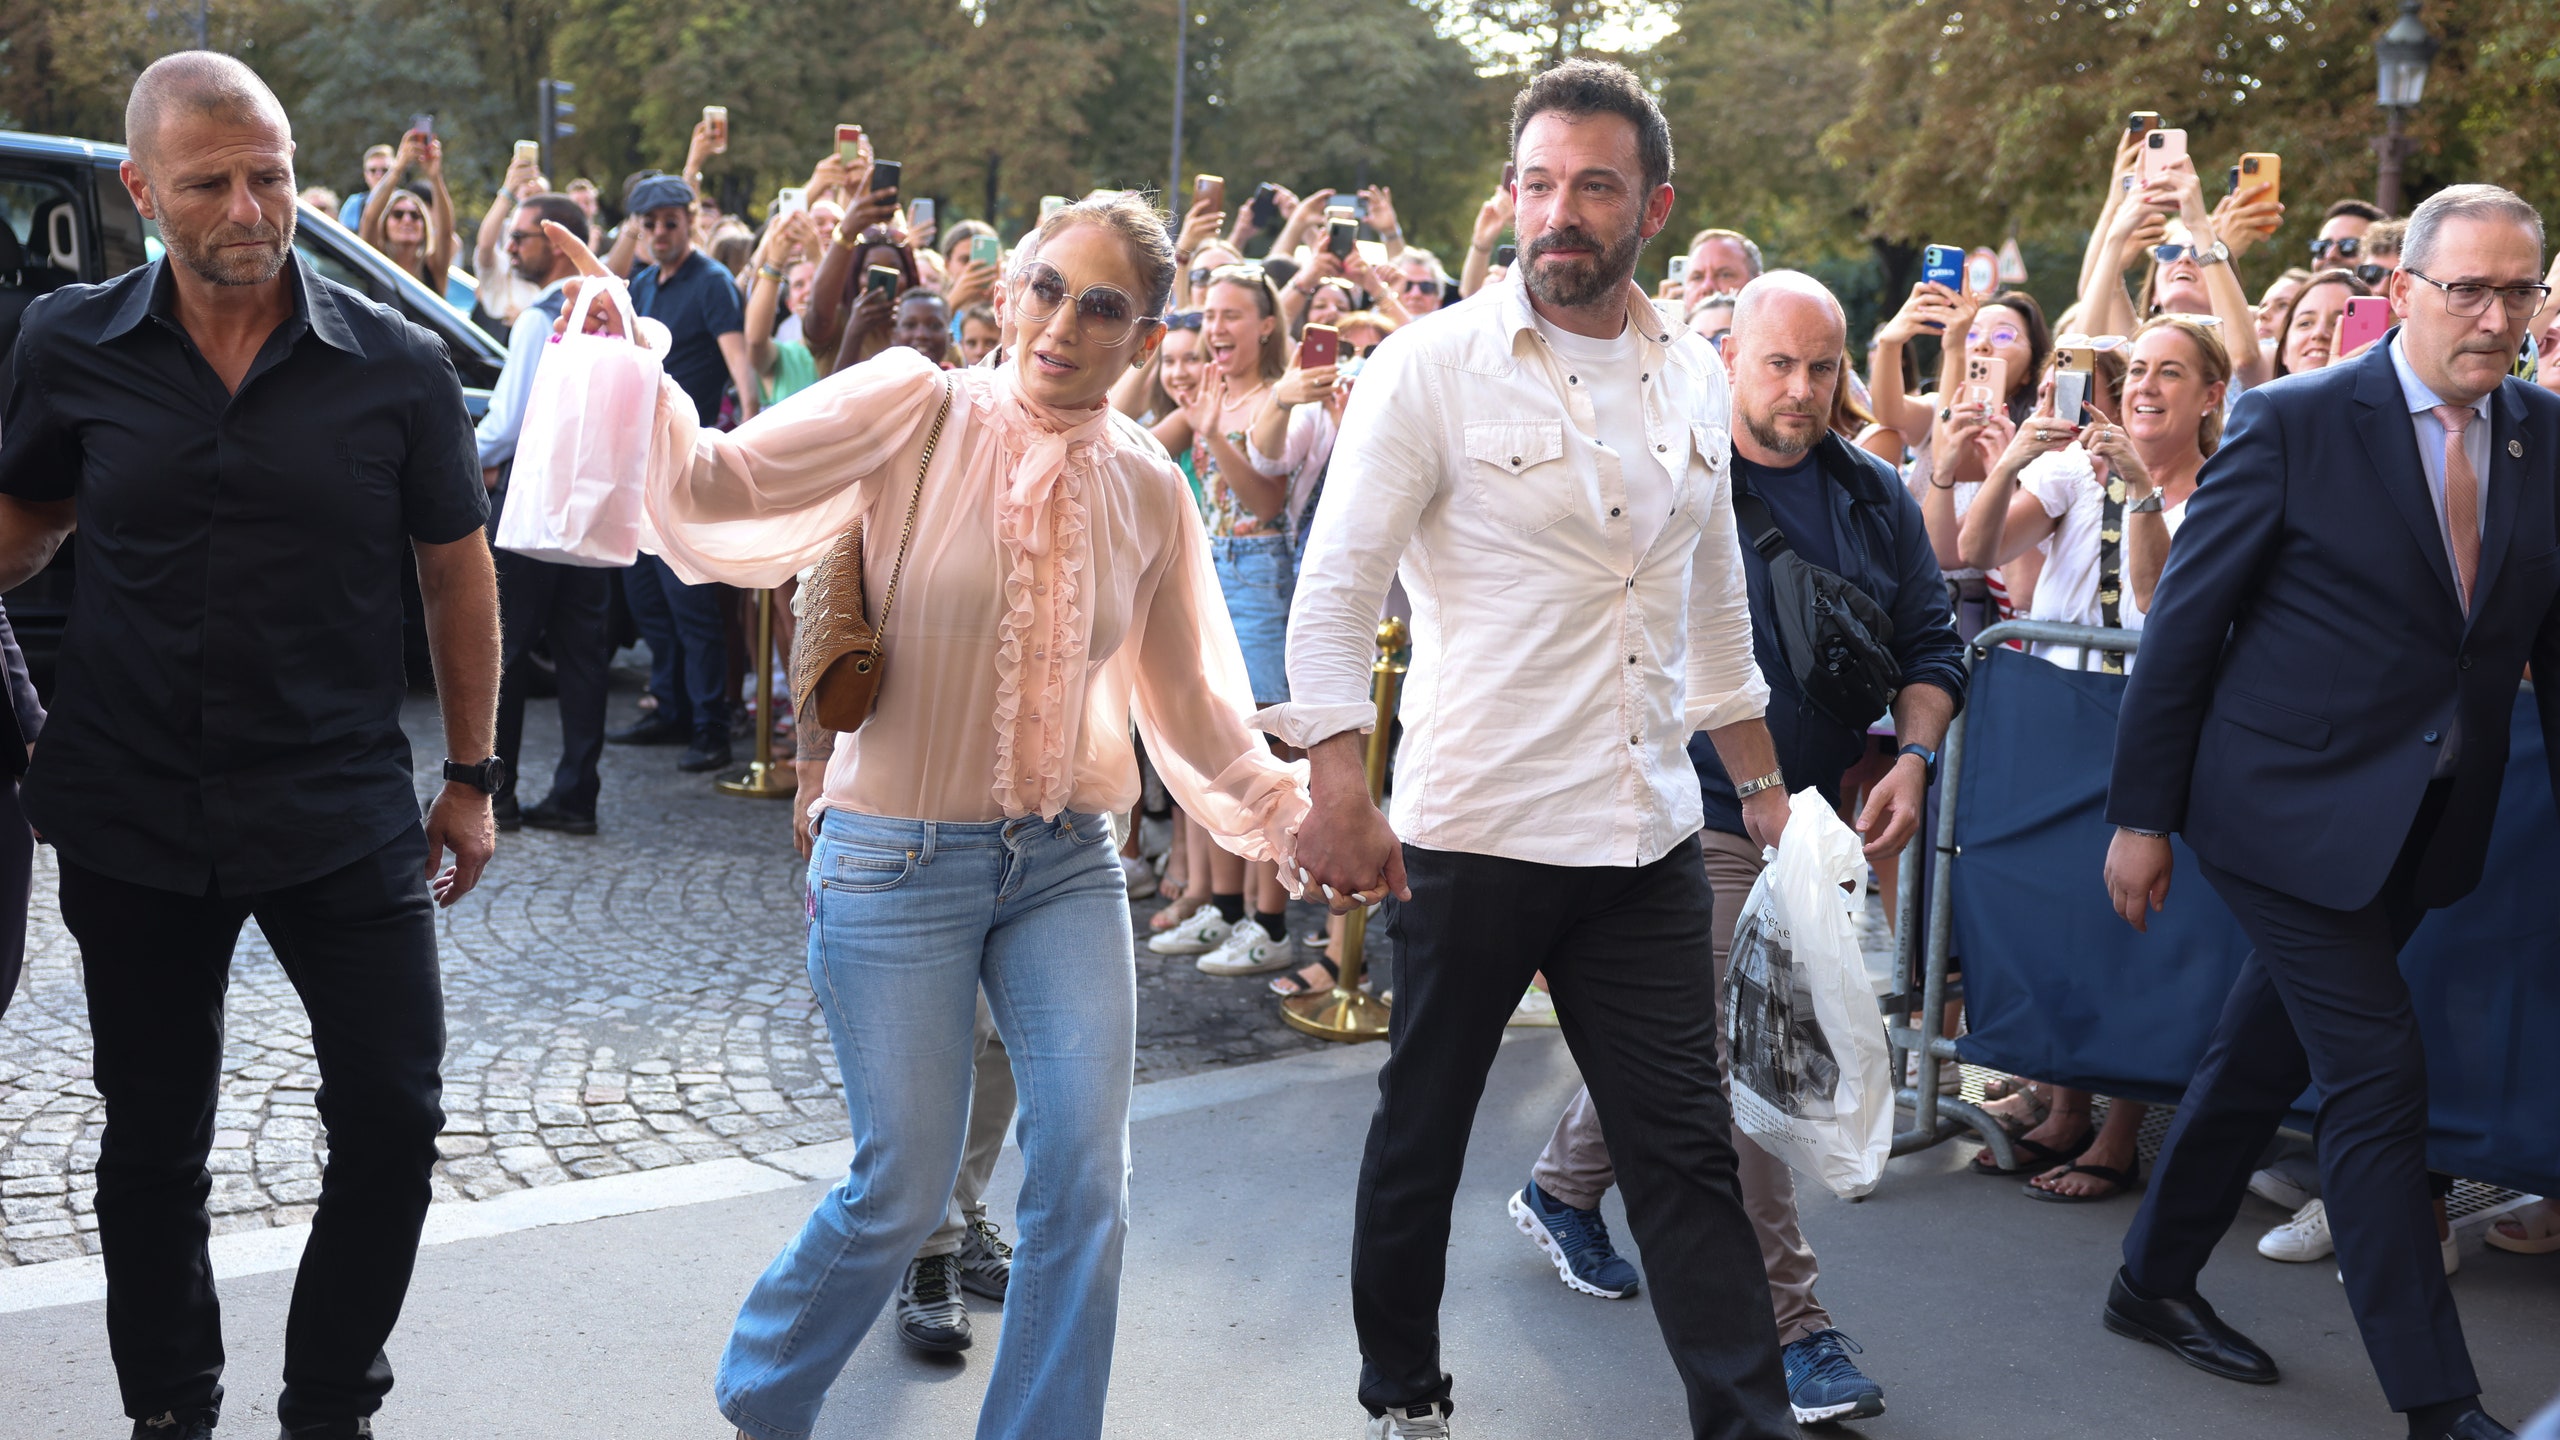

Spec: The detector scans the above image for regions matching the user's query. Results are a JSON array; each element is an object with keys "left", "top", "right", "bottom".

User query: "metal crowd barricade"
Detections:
[{"left": 1884, "top": 618, "right": 2139, "bottom": 1167}]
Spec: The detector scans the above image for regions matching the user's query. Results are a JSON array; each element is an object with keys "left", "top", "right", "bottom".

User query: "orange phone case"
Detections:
[{"left": 2238, "top": 152, "right": 2282, "bottom": 206}]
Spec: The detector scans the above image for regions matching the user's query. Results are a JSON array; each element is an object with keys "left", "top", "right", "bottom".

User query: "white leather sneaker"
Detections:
[
  {"left": 1147, "top": 907, "right": 1232, "bottom": 956},
  {"left": 1197, "top": 919, "right": 1288, "bottom": 975},
  {"left": 2259, "top": 1198, "right": 2334, "bottom": 1261},
  {"left": 1365, "top": 1400, "right": 1452, "bottom": 1438}
]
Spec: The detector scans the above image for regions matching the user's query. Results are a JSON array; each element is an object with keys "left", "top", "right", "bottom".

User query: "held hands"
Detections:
[
  {"left": 1294, "top": 737, "right": 1409, "bottom": 915},
  {"left": 424, "top": 782, "right": 494, "bottom": 908},
  {"left": 2105, "top": 828, "right": 2174, "bottom": 932}
]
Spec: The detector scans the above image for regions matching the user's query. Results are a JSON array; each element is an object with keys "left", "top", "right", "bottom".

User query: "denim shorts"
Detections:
[{"left": 1211, "top": 531, "right": 1297, "bottom": 707}]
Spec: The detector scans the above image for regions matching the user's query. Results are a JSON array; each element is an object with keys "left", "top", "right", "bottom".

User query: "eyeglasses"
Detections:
[
  {"left": 1010, "top": 260, "right": 1155, "bottom": 347},
  {"left": 1164, "top": 311, "right": 1204, "bottom": 332},
  {"left": 2403, "top": 270, "right": 2554, "bottom": 319},
  {"left": 2311, "top": 236, "right": 2365, "bottom": 262},
  {"left": 504, "top": 229, "right": 546, "bottom": 249},
  {"left": 1966, "top": 325, "right": 2022, "bottom": 347}
]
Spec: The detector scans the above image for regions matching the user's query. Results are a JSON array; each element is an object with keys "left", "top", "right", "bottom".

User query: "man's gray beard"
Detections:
[
  {"left": 1742, "top": 410, "right": 1820, "bottom": 458},
  {"left": 156, "top": 195, "right": 294, "bottom": 287},
  {"left": 1523, "top": 223, "right": 1644, "bottom": 310}
]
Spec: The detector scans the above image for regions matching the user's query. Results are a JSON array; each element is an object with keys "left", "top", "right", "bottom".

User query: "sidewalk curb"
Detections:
[{"left": 0, "top": 1034, "right": 1404, "bottom": 1316}]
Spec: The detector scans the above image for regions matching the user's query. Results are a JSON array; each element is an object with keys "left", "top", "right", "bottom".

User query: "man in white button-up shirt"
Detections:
[{"left": 1262, "top": 61, "right": 1796, "bottom": 1440}]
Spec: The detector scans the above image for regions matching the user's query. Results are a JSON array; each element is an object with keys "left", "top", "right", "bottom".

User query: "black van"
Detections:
[{"left": 0, "top": 129, "right": 509, "bottom": 688}]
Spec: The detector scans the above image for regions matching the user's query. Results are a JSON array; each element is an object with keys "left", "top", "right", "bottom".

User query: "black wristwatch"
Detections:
[
  {"left": 443, "top": 756, "right": 507, "bottom": 795},
  {"left": 1897, "top": 743, "right": 1939, "bottom": 786}
]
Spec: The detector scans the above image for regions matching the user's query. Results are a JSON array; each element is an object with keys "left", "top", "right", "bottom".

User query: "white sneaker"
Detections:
[
  {"left": 2259, "top": 1199, "right": 2334, "bottom": 1261},
  {"left": 2247, "top": 1165, "right": 2314, "bottom": 1212},
  {"left": 1147, "top": 907, "right": 1232, "bottom": 956},
  {"left": 1365, "top": 1400, "right": 1452, "bottom": 1438},
  {"left": 1197, "top": 919, "right": 1289, "bottom": 975}
]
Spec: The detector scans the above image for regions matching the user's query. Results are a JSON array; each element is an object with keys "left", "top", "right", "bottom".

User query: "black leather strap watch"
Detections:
[
  {"left": 443, "top": 756, "right": 507, "bottom": 795},
  {"left": 1897, "top": 743, "right": 1939, "bottom": 786}
]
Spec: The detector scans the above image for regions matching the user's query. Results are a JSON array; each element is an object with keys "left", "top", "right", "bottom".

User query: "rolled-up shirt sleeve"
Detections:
[
  {"left": 1258, "top": 342, "right": 1438, "bottom": 749},
  {"left": 1683, "top": 443, "right": 1769, "bottom": 732}
]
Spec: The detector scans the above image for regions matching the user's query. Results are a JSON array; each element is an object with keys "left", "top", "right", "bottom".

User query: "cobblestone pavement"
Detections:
[{"left": 0, "top": 678, "right": 1333, "bottom": 1267}]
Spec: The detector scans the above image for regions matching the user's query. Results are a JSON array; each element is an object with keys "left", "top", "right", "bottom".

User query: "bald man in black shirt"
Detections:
[{"left": 0, "top": 52, "right": 499, "bottom": 1440}]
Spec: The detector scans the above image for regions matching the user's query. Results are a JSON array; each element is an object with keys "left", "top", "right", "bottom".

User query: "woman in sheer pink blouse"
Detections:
[{"left": 542, "top": 194, "right": 1307, "bottom": 1440}]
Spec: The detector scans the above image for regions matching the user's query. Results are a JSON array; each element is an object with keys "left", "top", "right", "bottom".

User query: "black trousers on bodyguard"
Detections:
[
  {"left": 1352, "top": 836, "right": 1795, "bottom": 1439},
  {"left": 60, "top": 826, "right": 447, "bottom": 1435}
]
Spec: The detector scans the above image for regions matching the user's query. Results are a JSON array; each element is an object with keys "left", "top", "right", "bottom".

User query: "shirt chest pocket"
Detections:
[
  {"left": 1678, "top": 421, "right": 1732, "bottom": 526},
  {"left": 1461, "top": 420, "right": 1573, "bottom": 533}
]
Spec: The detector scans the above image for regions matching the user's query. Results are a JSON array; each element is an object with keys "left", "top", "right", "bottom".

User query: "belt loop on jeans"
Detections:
[{"left": 918, "top": 821, "right": 937, "bottom": 865}]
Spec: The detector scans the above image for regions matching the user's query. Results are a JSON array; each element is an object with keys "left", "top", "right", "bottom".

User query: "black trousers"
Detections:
[
  {"left": 1353, "top": 837, "right": 1794, "bottom": 1438},
  {"left": 494, "top": 545, "right": 613, "bottom": 814},
  {"left": 59, "top": 826, "right": 446, "bottom": 1435},
  {"left": 2124, "top": 782, "right": 2476, "bottom": 1411},
  {"left": 0, "top": 779, "right": 31, "bottom": 1020}
]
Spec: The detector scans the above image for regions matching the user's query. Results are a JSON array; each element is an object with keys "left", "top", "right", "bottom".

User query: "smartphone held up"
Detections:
[{"left": 1298, "top": 324, "right": 1339, "bottom": 371}]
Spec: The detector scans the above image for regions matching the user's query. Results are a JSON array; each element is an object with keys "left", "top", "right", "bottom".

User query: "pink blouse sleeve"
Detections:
[
  {"left": 642, "top": 346, "right": 950, "bottom": 588},
  {"left": 1115, "top": 454, "right": 1311, "bottom": 883}
]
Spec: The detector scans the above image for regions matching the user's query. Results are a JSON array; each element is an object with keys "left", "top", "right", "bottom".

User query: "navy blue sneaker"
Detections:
[
  {"left": 1507, "top": 1180, "right": 1639, "bottom": 1299},
  {"left": 1783, "top": 1328, "right": 1885, "bottom": 1424}
]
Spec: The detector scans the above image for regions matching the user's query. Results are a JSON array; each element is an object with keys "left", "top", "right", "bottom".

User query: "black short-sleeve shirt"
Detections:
[
  {"left": 629, "top": 247, "right": 744, "bottom": 426},
  {"left": 0, "top": 256, "right": 487, "bottom": 895}
]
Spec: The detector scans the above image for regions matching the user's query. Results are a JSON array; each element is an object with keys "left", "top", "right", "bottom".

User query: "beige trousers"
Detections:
[
  {"left": 1528, "top": 827, "right": 1831, "bottom": 1345},
  {"left": 917, "top": 989, "right": 1017, "bottom": 1257}
]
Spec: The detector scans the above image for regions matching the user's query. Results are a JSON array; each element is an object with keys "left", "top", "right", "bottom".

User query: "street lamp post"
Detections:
[{"left": 2373, "top": 0, "right": 2439, "bottom": 216}]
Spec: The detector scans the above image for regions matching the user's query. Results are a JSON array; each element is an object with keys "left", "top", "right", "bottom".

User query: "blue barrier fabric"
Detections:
[{"left": 1948, "top": 646, "right": 2560, "bottom": 1196}]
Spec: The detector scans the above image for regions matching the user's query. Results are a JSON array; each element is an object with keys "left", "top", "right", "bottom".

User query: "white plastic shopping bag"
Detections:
[
  {"left": 496, "top": 280, "right": 659, "bottom": 568},
  {"left": 1725, "top": 788, "right": 1896, "bottom": 1198}
]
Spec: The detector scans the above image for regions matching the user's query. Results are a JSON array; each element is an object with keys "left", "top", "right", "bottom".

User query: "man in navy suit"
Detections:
[{"left": 2100, "top": 185, "right": 2559, "bottom": 1440}]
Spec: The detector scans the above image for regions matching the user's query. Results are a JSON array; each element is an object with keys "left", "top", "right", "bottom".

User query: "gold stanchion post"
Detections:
[
  {"left": 716, "top": 587, "right": 795, "bottom": 798},
  {"left": 1280, "top": 616, "right": 1403, "bottom": 1042}
]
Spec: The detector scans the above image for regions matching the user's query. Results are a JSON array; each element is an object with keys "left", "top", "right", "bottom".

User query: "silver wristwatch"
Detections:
[
  {"left": 2195, "top": 238, "right": 2231, "bottom": 268},
  {"left": 2128, "top": 489, "right": 2165, "bottom": 514},
  {"left": 1734, "top": 768, "right": 1786, "bottom": 800}
]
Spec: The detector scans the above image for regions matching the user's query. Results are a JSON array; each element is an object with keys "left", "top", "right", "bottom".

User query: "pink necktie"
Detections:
[{"left": 2433, "top": 404, "right": 2481, "bottom": 611}]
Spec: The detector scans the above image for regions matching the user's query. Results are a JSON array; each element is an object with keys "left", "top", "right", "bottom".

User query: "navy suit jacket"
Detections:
[{"left": 2108, "top": 333, "right": 2560, "bottom": 912}]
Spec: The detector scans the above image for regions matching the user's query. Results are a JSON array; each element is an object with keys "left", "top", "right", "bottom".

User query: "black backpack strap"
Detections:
[{"left": 1730, "top": 484, "right": 1792, "bottom": 561}]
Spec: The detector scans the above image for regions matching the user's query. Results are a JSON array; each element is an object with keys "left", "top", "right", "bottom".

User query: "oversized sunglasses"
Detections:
[{"left": 1010, "top": 260, "right": 1156, "bottom": 347}]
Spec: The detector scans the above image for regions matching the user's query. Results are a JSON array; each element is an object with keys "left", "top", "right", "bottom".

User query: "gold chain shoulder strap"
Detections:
[{"left": 870, "top": 372, "right": 953, "bottom": 643}]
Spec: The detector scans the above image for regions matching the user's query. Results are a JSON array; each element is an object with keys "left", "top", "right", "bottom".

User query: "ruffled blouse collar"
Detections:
[{"left": 978, "top": 365, "right": 1121, "bottom": 818}]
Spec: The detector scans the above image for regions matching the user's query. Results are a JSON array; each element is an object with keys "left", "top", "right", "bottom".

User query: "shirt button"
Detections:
[
  {"left": 1628, "top": 655, "right": 1638, "bottom": 664},
  {"left": 1569, "top": 375, "right": 1579, "bottom": 384},
  {"left": 2423, "top": 730, "right": 2442, "bottom": 744},
  {"left": 2459, "top": 656, "right": 2472, "bottom": 670},
  {"left": 1610, "top": 507, "right": 1622, "bottom": 517},
  {"left": 1656, "top": 443, "right": 1667, "bottom": 452},
  {"left": 1629, "top": 735, "right": 1640, "bottom": 745},
  {"left": 1036, "top": 649, "right": 1048, "bottom": 660},
  {"left": 1511, "top": 455, "right": 1521, "bottom": 465},
  {"left": 1035, "top": 583, "right": 1048, "bottom": 595}
]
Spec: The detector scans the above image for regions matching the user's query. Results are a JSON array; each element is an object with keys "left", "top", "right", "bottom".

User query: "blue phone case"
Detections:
[{"left": 1921, "top": 246, "right": 1962, "bottom": 290}]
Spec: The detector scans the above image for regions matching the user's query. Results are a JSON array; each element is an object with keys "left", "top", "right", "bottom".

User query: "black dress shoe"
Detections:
[
  {"left": 676, "top": 737, "right": 734, "bottom": 774},
  {"left": 2102, "top": 1267, "right": 2278, "bottom": 1384},
  {"left": 520, "top": 798, "right": 597, "bottom": 835},
  {"left": 491, "top": 794, "right": 522, "bottom": 832},
  {"left": 2426, "top": 1408, "right": 2515, "bottom": 1440},
  {"left": 607, "top": 712, "right": 689, "bottom": 746},
  {"left": 132, "top": 1409, "right": 217, "bottom": 1440}
]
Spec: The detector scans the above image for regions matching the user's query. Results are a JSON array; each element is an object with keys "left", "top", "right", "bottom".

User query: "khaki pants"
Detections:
[
  {"left": 917, "top": 989, "right": 1016, "bottom": 1257},
  {"left": 1528, "top": 827, "right": 1831, "bottom": 1345}
]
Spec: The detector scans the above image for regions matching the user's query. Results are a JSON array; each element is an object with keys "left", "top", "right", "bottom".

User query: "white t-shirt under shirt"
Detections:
[
  {"left": 1533, "top": 312, "right": 1678, "bottom": 557},
  {"left": 2014, "top": 447, "right": 2187, "bottom": 671}
]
